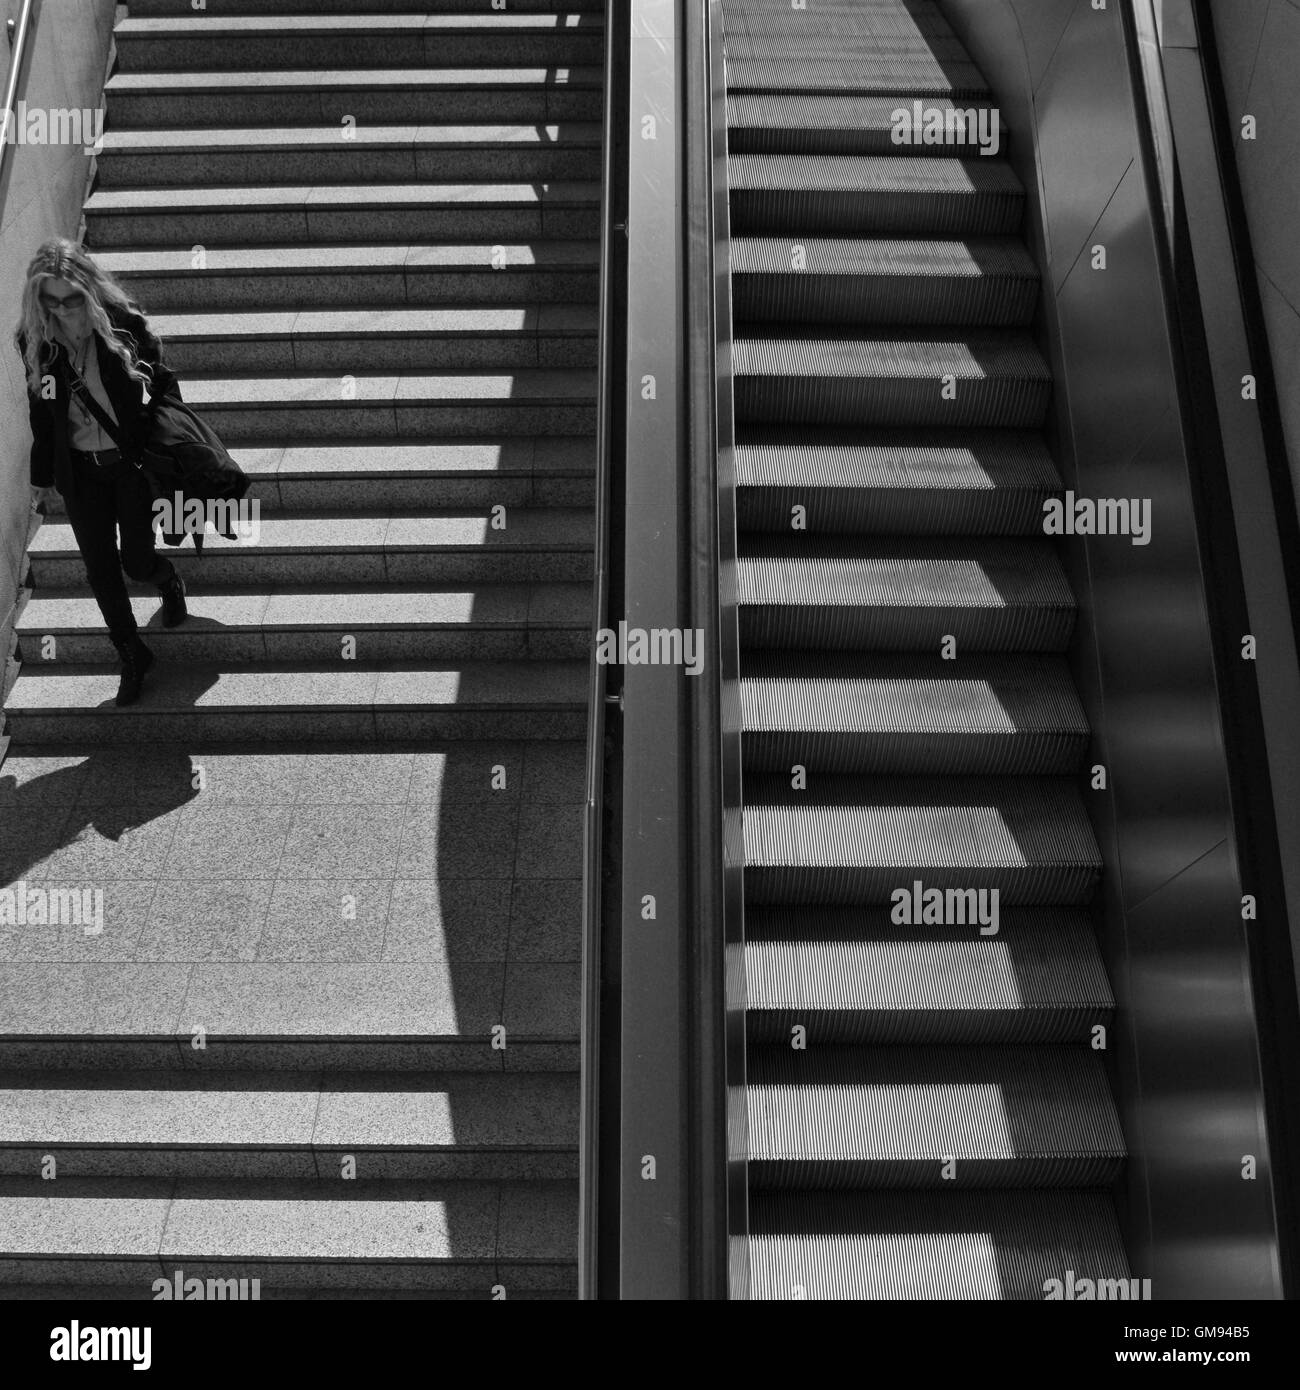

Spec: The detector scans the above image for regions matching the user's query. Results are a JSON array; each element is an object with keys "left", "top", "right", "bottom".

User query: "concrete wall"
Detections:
[
  {"left": 1210, "top": 0, "right": 1300, "bottom": 508},
  {"left": 0, "top": 0, "right": 116, "bottom": 705}
]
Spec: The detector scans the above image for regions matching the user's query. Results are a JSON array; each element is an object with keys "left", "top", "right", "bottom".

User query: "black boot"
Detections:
[
  {"left": 111, "top": 635, "right": 154, "bottom": 706},
  {"left": 158, "top": 569, "right": 187, "bottom": 628}
]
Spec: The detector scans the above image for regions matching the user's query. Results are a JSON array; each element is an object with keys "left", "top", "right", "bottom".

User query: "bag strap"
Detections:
[{"left": 65, "top": 358, "right": 131, "bottom": 455}]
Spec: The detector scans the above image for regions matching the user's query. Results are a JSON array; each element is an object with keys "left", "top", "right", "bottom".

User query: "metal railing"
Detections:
[
  {"left": 0, "top": 0, "right": 40, "bottom": 211},
  {"left": 578, "top": 0, "right": 629, "bottom": 1300},
  {"left": 1123, "top": 0, "right": 1300, "bottom": 1295},
  {"left": 579, "top": 0, "right": 733, "bottom": 1299}
]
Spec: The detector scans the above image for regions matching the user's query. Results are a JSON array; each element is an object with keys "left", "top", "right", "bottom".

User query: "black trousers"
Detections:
[{"left": 60, "top": 457, "right": 176, "bottom": 645}]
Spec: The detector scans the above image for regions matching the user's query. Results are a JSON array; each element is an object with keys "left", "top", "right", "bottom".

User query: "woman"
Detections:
[{"left": 17, "top": 238, "right": 188, "bottom": 707}]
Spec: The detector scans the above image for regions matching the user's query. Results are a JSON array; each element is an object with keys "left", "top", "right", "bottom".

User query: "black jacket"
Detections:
[{"left": 19, "top": 305, "right": 180, "bottom": 494}]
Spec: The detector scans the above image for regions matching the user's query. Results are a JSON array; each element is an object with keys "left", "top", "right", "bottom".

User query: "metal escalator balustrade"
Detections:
[{"left": 719, "top": 0, "right": 1130, "bottom": 1300}]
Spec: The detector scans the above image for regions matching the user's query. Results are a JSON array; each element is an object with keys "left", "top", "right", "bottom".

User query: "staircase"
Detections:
[
  {"left": 721, "top": 0, "right": 1130, "bottom": 1298},
  {"left": 0, "top": 0, "right": 603, "bottom": 1297}
]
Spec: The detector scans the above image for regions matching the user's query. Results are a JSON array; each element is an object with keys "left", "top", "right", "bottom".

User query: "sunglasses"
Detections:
[{"left": 40, "top": 289, "right": 86, "bottom": 312}]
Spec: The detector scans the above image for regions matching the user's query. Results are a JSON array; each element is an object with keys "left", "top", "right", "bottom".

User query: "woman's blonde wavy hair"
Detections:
[{"left": 16, "top": 238, "right": 156, "bottom": 395}]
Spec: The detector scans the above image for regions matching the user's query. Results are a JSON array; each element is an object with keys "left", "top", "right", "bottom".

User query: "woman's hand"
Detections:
[{"left": 30, "top": 485, "right": 57, "bottom": 513}]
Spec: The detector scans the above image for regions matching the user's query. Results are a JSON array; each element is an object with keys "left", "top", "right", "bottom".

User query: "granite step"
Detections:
[
  {"left": 113, "top": 15, "right": 605, "bottom": 73},
  {"left": 95, "top": 124, "right": 604, "bottom": 188},
  {"left": 104, "top": 67, "right": 604, "bottom": 128},
  {"left": 129, "top": 0, "right": 604, "bottom": 13},
  {"left": 147, "top": 371, "right": 596, "bottom": 441},
  {"left": 84, "top": 181, "right": 602, "bottom": 248},
  {"left": 39, "top": 439, "right": 596, "bottom": 515},
  {"left": 16, "top": 584, "right": 591, "bottom": 665},
  {"left": 27, "top": 509, "right": 593, "bottom": 589},
  {"left": 0, "top": 959, "right": 581, "bottom": 1070},
  {"left": 0, "top": 1071, "right": 579, "bottom": 1180},
  {"left": 2, "top": 660, "right": 588, "bottom": 744},
  {"left": 148, "top": 306, "right": 599, "bottom": 375},
  {"left": 0, "top": 1177, "right": 577, "bottom": 1291},
  {"left": 96, "top": 244, "right": 601, "bottom": 311}
]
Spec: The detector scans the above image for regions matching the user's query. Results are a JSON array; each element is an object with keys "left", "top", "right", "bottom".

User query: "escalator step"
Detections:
[
  {"left": 727, "top": 57, "right": 989, "bottom": 99},
  {"left": 745, "top": 907, "right": 1113, "bottom": 1045},
  {"left": 729, "top": 155, "right": 1021, "bottom": 237},
  {"left": 746, "top": 1045, "right": 1125, "bottom": 1188},
  {"left": 732, "top": 330, "right": 1051, "bottom": 428},
  {"left": 742, "top": 773, "right": 1102, "bottom": 906},
  {"left": 723, "top": 0, "right": 953, "bottom": 28},
  {"left": 731, "top": 237, "right": 1037, "bottom": 327},
  {"left": 724, "top": 0, "right": 952, "bottom": 16},
  {"left": 737, "top": 538, "right": 1076, "bottom": 652},
  {"left": 728, "top": 95, "right": 1006, "bottom": 157},
  {"left": 741, "top": 653, "right": 1088, "bottom": 775},
  {"left": 726, "top": 35, "right": 973, "bottom": 64},
  {"left": 747, "top": 1189, "right": 1129, "bottom": 1299},
  {"left": 735, "top": 428, "right": 1061, "bottom": 535}
]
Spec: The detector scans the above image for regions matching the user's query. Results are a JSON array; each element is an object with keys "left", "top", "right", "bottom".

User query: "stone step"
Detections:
[
  {"left": 0, "top": 952, "right": 580, "bottom": 1069},
  {"left": 40, "top": 439, "right": 596, "bottom": 515},
  {"left": 0, "top": 1177, "right": 576, "bottom": 1291},
  {"left": 84, "top": 181, "right": 602, "bottom": 248},
  {"left": 113, "top": 15, "right": 605, "bottom": 73},
  {"left": 2, "top": 660, "right": 587, "bottom": 744},
  {"left": 0, "top": 1071, "right": 578, "bottom": 1180},
  {"left": 17, "top": 584, "right": 591, "bottom": 664},
  {"left": 129, "top": 0, "right": 604, "bottom": 13},
  {"left": 96, "top": 244, "right": 601, "bottom": 311},
  {"left": 104, "top": 66, "right": 604, "bottom": 128},
  {"left": 118, "top": 371, "right": 596, "bottom": 441},
  {"left": 96, "top": 124, "right": 604, "bottom": 188},
  {"left": 28, "top": 509, "right": 593, "bottom": 588},
  {"left": 1, "top": 1283, "right": 573, "bottom": 1300},
  {"left": 149, "top": 306, "right": 598, "bottom": 375}
]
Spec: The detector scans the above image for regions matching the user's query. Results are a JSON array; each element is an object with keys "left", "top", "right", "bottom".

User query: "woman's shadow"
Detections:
[{"left": 1, "top": 737, "right": 212, "bottom": 888}]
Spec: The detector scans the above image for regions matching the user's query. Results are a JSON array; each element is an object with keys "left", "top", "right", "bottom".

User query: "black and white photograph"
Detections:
[{"left": 0, "top": 0, "right": 1296, "bottom": 1358}]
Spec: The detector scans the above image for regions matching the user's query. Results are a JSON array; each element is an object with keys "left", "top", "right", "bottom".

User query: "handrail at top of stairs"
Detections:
[{"left": 0, "top": 0, "right": 40, "bottom": 215}]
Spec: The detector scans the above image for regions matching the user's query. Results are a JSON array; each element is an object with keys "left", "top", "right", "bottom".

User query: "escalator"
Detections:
[{"left": 721, "top": 0, "right": 1131, "bottom": 1298}]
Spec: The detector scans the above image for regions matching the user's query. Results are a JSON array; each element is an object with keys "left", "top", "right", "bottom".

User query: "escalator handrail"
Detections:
[
  {"left": 683, "top": 0, "right": 734, "bottom": 1300},
  {"left": 1122, "top": 0, "right": 1300, "bottom": 1295}
]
